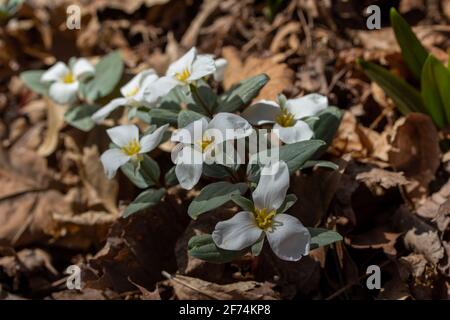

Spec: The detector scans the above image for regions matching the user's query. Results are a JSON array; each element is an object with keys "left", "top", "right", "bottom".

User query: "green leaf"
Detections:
[
  {"left": 308, "top": 228, "right": 343, "bottom": 250},
  {"left": 218, "top": 74, "right": 269, "bottom": 113},
  {"left": 188, "top": 234, "right": 246, "bottom": 263},
  {"left": 202, "top": 164, "right": 231, "bottom": 178},
  {"left": 247, "top": 140, "right": 326, "bottom": 181},
  {"left": 231, "top": 194, "right": 254, "bottom": 212},
  {"left": 148, "top": 108, "right": 178, "bottom": 126},
  {"left": 20, "top": 70, "right": 48, "bottom": 95},
  {"left": 123, "top": 188, "right": 165, "bottom": 218},
  {"left": 300, "top": 160, "right": 339, "bottom": 171},
  {"left": 164, "top": 166, "right": 178, "bottom": 187},
  {"left": 312, "top": 107, "right": 343, "bottom": 146},
  {"left": 120, "top": 155, "right": 160, "bottom": 189},
  {"left": 279, "top": 140, "right": 326, "bottom": 174},
  {"left": 64, "top": 104, "right": 97, "bottom": 131},
  {"left": 390, "top": 8, "right": 428, "bottom": 80},
  {"left": 358, "top": 59, "right": 425, "bottom": 115},
  {"left": 276, "top": 194, "right": 297, "bottom": 213},
  {"left": 251, "top": 235, "right": 265, "bottom": 256},
  {"left": 188, "top": 182, "right": 248, "bottom": 219},
  {"left": 177, "top": 109, "right": 205, "bottom": 128},
  {"left": 81, "top": 51, "right": 124, "bottom": 101},
  {"left": 421, "top": 55, "right": 450, "bottom": 128},
  {"left": 190, "top": 84, "right": 218, "bottom": 115}
]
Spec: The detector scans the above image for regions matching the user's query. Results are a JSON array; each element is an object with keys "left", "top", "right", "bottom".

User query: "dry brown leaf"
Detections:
[
  {"left": 37, "top": 99, "right": 66, "bottom": 157},
  {"left": 356, "top": 168, "right": 409, "bottom": 190},
  {"left": 222, "top": 46, "right": 294, "bottom": 101},
  {"left": 165, "top": 273, "right": 279, "bottom": 300},
  {"left": 388, "top": 113, "right": 441, "bottom": 199}
]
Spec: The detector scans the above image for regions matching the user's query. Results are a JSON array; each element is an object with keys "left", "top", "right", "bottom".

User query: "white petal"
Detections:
[
  {"left": 286, "top": 94, "right": 328, "bottom": 119},
  {"left": 166, "top": 47, "right": 197, "bottom": 76},
  {"left": 100, "top": 148, "right": 130, "bottom": 179},
  {"left": 241, "top": 100, "right": 280, "bottom": 125},
  {"left": 171, "top": 117, "right": 208, "bottom": 144},
  {"left": 252, "top": 160, "right": 289, "bottom": 211},
  {"left": 72, "top": 58, "right": 95, "bottom": 80},
  {"left": 91, "top": 97, "right": 128, "bottom": 123},
  {"left": 175, "top": 162, "right": 203, "bottom": 190},
  {"left": 212, "top": 211, "right": 262, "bottom": 251},
  {"left": 189, "top": 54, "right": 216, "bottom": 81},
  {"left": 207, "top": 112, "right": 253, "bottom": 143},
  {"left": 139, "top": 124, "right": 168, "bottom": 153},
  {"left": 48, "top": 82, "right": 79, "bottom": 105},
  {"left": 273, "top": 121, "right": 313, "bottom": 144},
  {"left": 106, "top": 124, "right": 139, "bottom": 148},
  {"left": 121, "top": 69, "right": 157, "bottom": 97},
  {"left": 213, "top": 58, "right": 227, "bottom": 82},
  {"left": 41, "top": 62, "right": 69, "bottom": 82},
  {"left": 143, "top": 76, "right": 180, "bottom": 104},
  {"left": 266, "top": 214, "right": 310, "bottom": 261}
]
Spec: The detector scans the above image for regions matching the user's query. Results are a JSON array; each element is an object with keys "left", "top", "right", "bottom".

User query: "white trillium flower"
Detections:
[
  {"left": 212, "top": 161, "right": 310, "bottom": 261},
  {"left": 151, "top": 47, "right": 216, "bottom": 97},
  {"left": 100, "top": 123, "right": 168, "bottom": 179},
  {"left": 242, "top": 93, "right": 328, "bottom": 144},
  {"left": 41, "top": 58, "right": 95, "bottom": 105},
  {"left": 92, "top": 69, "right": 160, "bottom": 123},
  {"left": 171, "top": 112, "right": 252, "bottom": 190}
]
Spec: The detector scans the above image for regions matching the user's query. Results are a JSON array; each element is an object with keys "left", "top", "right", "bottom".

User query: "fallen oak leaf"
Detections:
[{"left": 161, "top": 271, "right": 279, "bottom": 300}]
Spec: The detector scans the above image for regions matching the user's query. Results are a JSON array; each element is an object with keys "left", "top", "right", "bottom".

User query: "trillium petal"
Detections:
[
  {"left": 91, "top": 97, "right": 128, "bottom": 123},
  {"left": 41, "top": 62, "right": 69, "bottom": 83},
  {"left": 273, "top": 121, "right": 313, "bottom": 144},
  {"left": 143, "top": 76, "right": 180, "bottom": 104},
  {"left": 72, "top": 58, "right": 95, "bottom": 80},
  {"left": 212, "top": 211, "right": 263, "bottom": 251},
  {"left": 207, "top": 112, "right": 252, "bottom": 143},
  {"left": 166, "top": 47, "right": 197, "bottom": 76},
  {"left": 175, "top": 162, "right": 203, "bottom": 190},
  {"left": 139, "top": 124, "right": 169, "bottom": 153},
  {"left": 241, "top": 100, "right": 280, "bottom": 125},
  {"left": 265, "top": 213, "right": 310, "bottom": 261},
  {"left": 252, "top": 160, "right": 289, "bottom": 211},
  {"left": 100, "top": 148, "right": 130, "bottom": 179},
  {"left": 106, "top": 124, "right": 139, "bottom": 148},
  {"left": 213, "top": 58, "right": 228, "bottom": 82},
  {"left": 286, "top": 94, "right": 328, "bottom": 119},
  {"left": 48, "top": 82, "right": 79, "bottom": 105},
  {"left": 121, "top": 69, "right": 157, "bottom": 98},
  {"left": 189, "top": 54, "right": 216, "bottom": 81},
  {"left": 171, "top": 117, "right": 208, "bottom": 144}
]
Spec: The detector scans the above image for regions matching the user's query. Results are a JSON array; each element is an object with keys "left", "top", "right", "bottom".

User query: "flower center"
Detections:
[
  {"left": 175, "top": 69, "right": 191, "bottom": 83},
  {"left": 126, "top": 86, "right": 139, "bottom": 97},
  {"left": 63, "top": 72, "right": 75, "bottom": 84},
  {"left": 196, "top": 136, "right": 214, "bottom": 152},
  {"left": 254, "top": 207, "right": 276, "bottom": 230},
  {"left": 121, "top": 139, "right": 141, "bottom": 156},
  {"left": 276, "top": 108, "right": 295, "bottom": 127}
]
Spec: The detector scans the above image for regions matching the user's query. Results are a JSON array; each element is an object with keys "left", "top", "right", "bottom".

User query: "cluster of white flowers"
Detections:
[{"left": 39, "top": 46, "right": 333, "bottom": 262}]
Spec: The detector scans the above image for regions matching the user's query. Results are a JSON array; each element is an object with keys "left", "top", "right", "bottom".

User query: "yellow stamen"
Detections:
[
  {"left": 63, "top": 72, "right": 75, "bottom": 84},
  {"left": 126, "top": 86, "right": 139, "bottom": 97},
  {"left": 254, "top": 207, "right": 276, "bottom": 230},
  {"left": 196, "top": 136, "right": 214, "bottom": 152},
  {"left": 121, "top": 139, "right": 141, "bottom": 156},
  {"left": 276, "top": 108, "right": 295, "bottom": 127},
  {"left": 176, "top": 69, "right": 191, "bottom": 83}
]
